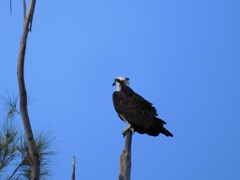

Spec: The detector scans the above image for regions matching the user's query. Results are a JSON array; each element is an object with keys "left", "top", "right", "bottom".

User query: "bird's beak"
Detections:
[{"left": 112, "top": 82, "right": 116, "bottom": 86}]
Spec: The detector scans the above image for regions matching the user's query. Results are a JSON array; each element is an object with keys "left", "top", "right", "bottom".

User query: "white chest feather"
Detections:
[{"left": 115, "top": 82, "right": 121, "bottom": 91}]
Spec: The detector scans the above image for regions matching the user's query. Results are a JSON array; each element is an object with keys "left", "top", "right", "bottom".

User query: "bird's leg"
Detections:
[{"left": 122, "top": 123, "right": 134, "bottom": 137}]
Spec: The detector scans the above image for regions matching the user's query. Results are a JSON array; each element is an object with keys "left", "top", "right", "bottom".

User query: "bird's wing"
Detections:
[{"left": 113, "top": 91, "right": 159, "bottom": 133}]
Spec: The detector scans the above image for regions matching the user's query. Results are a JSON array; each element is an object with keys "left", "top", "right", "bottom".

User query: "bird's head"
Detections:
[{"left": 112, "top": 76, "right": 130, "bottom": 91}]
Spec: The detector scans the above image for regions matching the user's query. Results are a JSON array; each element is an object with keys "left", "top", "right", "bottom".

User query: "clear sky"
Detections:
[{"left": 1, "top": 0, "right": 240, "bottom": 179}]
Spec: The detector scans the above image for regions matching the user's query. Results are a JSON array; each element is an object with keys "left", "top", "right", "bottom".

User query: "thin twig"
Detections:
[
  {"left": 16, "top": 146, "right": 27, "bottom": 157},
  {"left": 23, "top": 0, "right": 26, "bottom": 20},
  {"left": 8, "top": 159, "right": 24, "bottom": 180},
  {"left": 10, "top": 0, "right": 12, "bottom": 15}
]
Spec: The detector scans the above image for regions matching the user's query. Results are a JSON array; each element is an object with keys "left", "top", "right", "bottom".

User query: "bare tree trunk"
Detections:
[
  {"left": 71, "top": 156, "right": 76, "bottom": 180},
  {"left": 17, "top": 0, "right": 39, "bottom": 179},
  {"left": 119, "top": 130, "right": 132, "bottom": 180}
]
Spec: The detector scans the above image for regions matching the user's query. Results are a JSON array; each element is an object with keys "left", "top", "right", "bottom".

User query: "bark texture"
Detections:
[
  {"left": 119, "top": 130, "right": 132, "bottom": 180},
  {"left": 17, "top": 0, "right": 39, "bottom": 179}
]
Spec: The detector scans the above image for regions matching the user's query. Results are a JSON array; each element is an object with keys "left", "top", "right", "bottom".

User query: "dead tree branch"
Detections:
[
  {"left": 119, "top": 130, "right": 132, "bottom": 180},
  {"left": 72, "top": 156, "right": 76, "bottom": 180},
  {"left": 23, "top": 0, "right": 26, "bottom": 19},
  {"left": 17, "top": 0, "right": 39, "bottom": 179},
  {"left": 10, "top": 0, "right": 12, "bottom": 15}
]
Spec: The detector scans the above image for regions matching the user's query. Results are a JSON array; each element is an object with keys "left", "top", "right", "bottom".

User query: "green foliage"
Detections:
[
  {"left": 0, "top": 118, "right": 21, "bottom": 180},
  {"left": 0, "top": 93, "right": 20, "bottom": 118},
  {"left": 0, "top": 94, "right": 56, "bottom": 180},
  {"left": 19, "top": 129, "right": 56, "bottom": 180},
  {"left": 0, "top": 119, "right": 19, "bottom": 172}
]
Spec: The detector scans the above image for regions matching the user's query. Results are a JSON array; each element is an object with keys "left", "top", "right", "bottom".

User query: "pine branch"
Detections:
[{"left": 119, "top": 130, "right": 132, "bottom": 180}]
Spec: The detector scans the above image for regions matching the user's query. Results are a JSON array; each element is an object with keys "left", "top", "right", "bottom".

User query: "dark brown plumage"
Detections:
[{"left": 112, "top": 77, "right": 173, "bottom": 137}]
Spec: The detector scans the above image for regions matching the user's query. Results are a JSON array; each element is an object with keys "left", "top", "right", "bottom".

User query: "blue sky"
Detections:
[{"left": 1, "top": 0, "right": 240, "bottom": 179}]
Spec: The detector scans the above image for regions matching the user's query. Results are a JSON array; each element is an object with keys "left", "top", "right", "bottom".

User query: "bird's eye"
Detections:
[{"left": 126, "top": 77, "right": 129, "bottom": 81}]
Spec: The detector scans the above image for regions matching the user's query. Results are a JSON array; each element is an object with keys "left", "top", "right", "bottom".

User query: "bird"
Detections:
[{"left": 112, "top": 76, "right": 173, "bottom": 137}]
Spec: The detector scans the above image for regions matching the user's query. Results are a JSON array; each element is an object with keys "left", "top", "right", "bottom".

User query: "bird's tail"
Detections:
[
  {"left": 155, "top": 118, "right": 173, "bottom": 137},
  {"left": 161, "top": 128, "right": 173, "bottom": 137}
]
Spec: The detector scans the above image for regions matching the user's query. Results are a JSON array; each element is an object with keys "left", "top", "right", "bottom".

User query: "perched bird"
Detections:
[{"left": 112, "top": 77, "right": 173, "bottom": 137}]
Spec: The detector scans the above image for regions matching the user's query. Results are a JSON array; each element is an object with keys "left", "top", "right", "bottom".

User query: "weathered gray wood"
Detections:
[
  {"left": 72, "top": 156, "right": 76, "bottom": 180},
  {"left": 17, "top": 0, "right": 39, "bottom": 179},
  {"left": 119, "top": 129, "right": 132, "bottom": 180}
]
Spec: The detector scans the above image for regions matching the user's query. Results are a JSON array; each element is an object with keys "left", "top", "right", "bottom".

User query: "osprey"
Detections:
[{"left": 112, "top": 77, "right": 173, "bottom": 137}]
